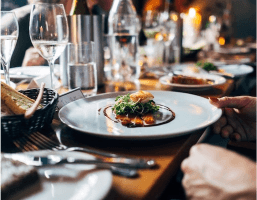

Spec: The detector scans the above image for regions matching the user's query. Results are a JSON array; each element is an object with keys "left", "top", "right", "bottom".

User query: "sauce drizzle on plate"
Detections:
[{"left": 101, "top": 104, "right": 176, "bottom": 127}]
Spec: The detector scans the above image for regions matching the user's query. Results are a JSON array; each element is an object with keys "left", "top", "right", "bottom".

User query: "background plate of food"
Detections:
[
  {"left": 159, "top": 73, "right": 226, "bottom": 91},
  {"left": 59, "top": 91, "right": 222, "bottom": 140}
]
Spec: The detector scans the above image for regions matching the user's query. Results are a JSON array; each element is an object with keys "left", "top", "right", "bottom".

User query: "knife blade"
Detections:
[
  {"left": 3, "top": 154, "right": 138, "bottom": 177},
  {"left": 3, "top": 153, "right": 152, "bottom": 169}
]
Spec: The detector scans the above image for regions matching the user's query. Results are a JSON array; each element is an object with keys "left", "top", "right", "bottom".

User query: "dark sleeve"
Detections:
[{"left": 10, "top": 12, "right": 32, "bottom": 68}]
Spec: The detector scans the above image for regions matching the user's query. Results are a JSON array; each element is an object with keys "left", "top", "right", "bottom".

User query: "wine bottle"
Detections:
[
  {"left": 108, "top": 0, "right": 140, "bottom": 81},
  {"left": 70, "top": 0, "right": 91, "bottom": 15}
]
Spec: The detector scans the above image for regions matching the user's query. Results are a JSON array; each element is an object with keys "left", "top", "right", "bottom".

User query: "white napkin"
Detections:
[{"left": 27, "top": 74, "right": 60, "bottom": 89}]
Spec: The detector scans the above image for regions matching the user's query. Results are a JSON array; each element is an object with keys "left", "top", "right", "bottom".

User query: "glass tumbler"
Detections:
[{"left": 68, "top": 42, "right": 97, "bottom": 96}]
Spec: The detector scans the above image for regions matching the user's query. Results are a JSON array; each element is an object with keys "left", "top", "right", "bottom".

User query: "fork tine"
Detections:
[
  {"left": 32, "top": 132, "right": 60, "bottom": 146},
  {"left": 13, "top": 140, "right": 28, "bottom": 152},
  {"left": 14, "top": 138, "right": 38, "bottom": 151},
  {"left": 25, "top": 133, "right": 55, "bottom": 150}
]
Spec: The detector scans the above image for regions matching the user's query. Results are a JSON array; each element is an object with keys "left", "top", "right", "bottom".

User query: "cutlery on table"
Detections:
[
  {"left": 3, "top": 153, "right": 138, "bottom": 177},
  {"left": 14, "top": 131, "right": 156, "bottom": 169}
]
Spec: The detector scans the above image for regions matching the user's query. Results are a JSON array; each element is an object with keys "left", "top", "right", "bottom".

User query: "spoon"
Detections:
[{"left": 24, "top": 82, "right": 45, "bottom": 119}]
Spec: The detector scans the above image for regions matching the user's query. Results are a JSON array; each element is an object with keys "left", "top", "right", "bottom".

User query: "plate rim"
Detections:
[
  {"left": 218, "top": 64, "right": 254, "bottom": 77},
  {"left": 59, "top": 91, "right": 222, "bottom": 140}
]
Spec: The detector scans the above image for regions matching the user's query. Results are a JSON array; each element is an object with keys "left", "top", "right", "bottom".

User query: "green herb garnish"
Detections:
[
  {"left": 113, "top": 93, "right": 160, "bottom": 115},
  {"left": 196, "top": 61, "right": 217, "bottom": 71}
]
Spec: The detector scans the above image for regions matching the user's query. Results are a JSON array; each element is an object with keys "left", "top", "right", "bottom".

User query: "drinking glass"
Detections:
[
  {"left": 68, "top": 42, "right": 97, "bottom": 96},
  {"left": 1, "top": 11, "right": 19, "bottom": 85},
  {"left": 29, "top": 3, "right": 68, "bottom": 89},
  {"left": 142, "top": 11, "right": 165, "bottom": 68},
  {"left": 159, "top": 11, "right": 177, "bottom": 65}
]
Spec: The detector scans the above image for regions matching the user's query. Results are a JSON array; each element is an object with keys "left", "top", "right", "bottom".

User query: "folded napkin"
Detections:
[{"left": 27, "top": 74, "right": 60, "bottom": 89}]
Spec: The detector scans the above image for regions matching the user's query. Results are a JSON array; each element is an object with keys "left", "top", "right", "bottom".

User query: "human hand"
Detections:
[
  {"left": 209, "top": 96, "right": 256, "bottom": 142},
  {"left": 181, "top": 144, "right": 256, "bottom": 200},
  {"left": 22, "top": 47, "right": 46, "bottom": 67}
]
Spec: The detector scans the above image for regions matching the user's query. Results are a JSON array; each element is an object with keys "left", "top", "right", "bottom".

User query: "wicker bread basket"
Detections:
[{"left": 1, "top": 88, "right": 58, "bottom": 139}]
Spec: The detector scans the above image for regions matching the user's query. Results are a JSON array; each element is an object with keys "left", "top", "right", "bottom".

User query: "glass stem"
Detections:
[
  {"left": 3, "top": 61, "right": 10, "bottom": 85},
  {"left": 48, "top": 60, "right": 55, "bottom": 89}
]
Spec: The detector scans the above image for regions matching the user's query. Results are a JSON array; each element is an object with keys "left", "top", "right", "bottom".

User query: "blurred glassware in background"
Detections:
[
  {"left": 141, "top": 10, "right": 164, "bottom": 68},
  {"left": 1, "top": 11, "right": 19, "bottom": 86},
  {"left": 29, "top": 3, "right": 68, "bottom": 89},
  {"left": 107, "top": 0, "right": 141, "bottom": 82},
  {"left": 159, "top": 11, "right": 177, "bottom": 66},
  {"left": 68, "top": 42, "right": 97, "bottom": 96}
]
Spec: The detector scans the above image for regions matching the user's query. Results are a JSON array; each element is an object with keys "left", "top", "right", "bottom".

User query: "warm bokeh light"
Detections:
[
  {"left": 219, "top": 37, "right": 226, "bottom": 45},
  {"left": 171, "top": 13, "right": 178, "bottom": 22},
  {"left": 155, "top": 32, "right": 163, "bottom": 41},
  {"left": 144, "top": 0, "right": 162, "bottom": 11},
  {"left": 189, "top": 8, "right": 196, "bottom": 18},
  {"left": 209, "top": 15, "right": 216, "bottom": 23}
]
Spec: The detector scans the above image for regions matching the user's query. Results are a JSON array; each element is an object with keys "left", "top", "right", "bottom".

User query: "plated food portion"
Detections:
[
  {"left": 159, "top": 72, "right": 226, "bottom": 91},
  {"left": 112, "top": 91, "right": 174, "bottom": 127},
  {"left": 59, "top": 91, "right": 222, "bottom": 139},
  {"left": 171, "top": 74, "right": 214, "bottom": 85}
]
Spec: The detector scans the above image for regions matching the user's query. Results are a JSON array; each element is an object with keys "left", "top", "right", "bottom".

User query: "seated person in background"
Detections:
[{"left": 181, "top": 96, "right": 256, "bottom": 200}]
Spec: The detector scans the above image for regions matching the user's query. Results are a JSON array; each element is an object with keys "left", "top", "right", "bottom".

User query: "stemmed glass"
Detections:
[
  {"left": 29, "top": 3, "right": 68, "bottom": 89},
  {"left": 159, "top": 11, "right": 177, "bottom": 66},
  {"left": 1, "top": 11, "right": 19, "bottom": 85}
]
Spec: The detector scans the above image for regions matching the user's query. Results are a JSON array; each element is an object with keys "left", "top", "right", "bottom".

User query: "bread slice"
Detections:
[{"left": 1, "top": 81, "right": 42, "bottom": 115}]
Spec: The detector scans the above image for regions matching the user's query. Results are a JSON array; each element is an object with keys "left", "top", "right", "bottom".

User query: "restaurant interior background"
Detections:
[
  {"left": 2, "top": 0, "right": 256, "bottom": 96},
  {"left": 1, "top": 0, "right": 256, "bottom": 199}
]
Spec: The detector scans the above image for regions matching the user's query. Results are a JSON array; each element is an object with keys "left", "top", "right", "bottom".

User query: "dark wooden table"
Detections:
[{"left": 6, "top": 77, "right": 235, "bottom": 200}]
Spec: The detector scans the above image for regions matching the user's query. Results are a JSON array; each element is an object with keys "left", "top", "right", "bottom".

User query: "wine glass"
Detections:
[
  {"left": 1, "top": 11, "right": 19, "bottom": 85},
  {"left": 159, "top": 11, "right": 177, "bottom": 66},
  {"left": 142, "top": 11, "right": 165, "bottom": 68},
  {"left": 142, "top": 10, "right": 162, "bottom": 44},
  {"left": 29, "top": 3, "right": 68, "bottom": 89}
]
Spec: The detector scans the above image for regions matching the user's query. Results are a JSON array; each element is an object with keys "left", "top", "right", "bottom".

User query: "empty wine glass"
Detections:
[
  {"left": 29, "top": 3, "right": 68, "bottom": 89},
  {"left": 1, "top": 11, "right": 19, "bottom": 85}
]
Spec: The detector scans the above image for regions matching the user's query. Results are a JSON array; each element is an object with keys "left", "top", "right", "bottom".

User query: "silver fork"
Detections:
[
  {"left": 22, "top": 132, "right": 156, "bottom": 169},
  {"left": 13, "top": 137, "right": 137, "bottom": 177}
]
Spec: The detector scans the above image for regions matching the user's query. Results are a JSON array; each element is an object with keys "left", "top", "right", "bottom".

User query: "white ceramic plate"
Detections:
[
  {"left": 59, "top": 91, "right": 222, "bottom": 140},
  {"left": 1, "top": 80, "right": 16, "bottom": 89},
  {"left": 10, "top": 151, "right": 112, "bottom": 200},
  {"left": 217, "top": 64, "right": 254, "bottom": 78},
  {"left": 9, "top": 66, "right": 50, "bottom": 81},
  {"left": 159, "top": 73, "right": 226, "bottom": 91}
]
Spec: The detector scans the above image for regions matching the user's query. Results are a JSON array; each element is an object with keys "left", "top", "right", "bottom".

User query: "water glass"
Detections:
[
  {"left": 68, "top": 42, "right": 97, "bottom": 96},
  {"left": 1, "top": 11, "right": 19, "bottom": 85}
]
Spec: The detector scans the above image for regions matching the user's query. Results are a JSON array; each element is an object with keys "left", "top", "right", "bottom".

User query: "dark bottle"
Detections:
[{"left": 70, "top": 0, "right": 91, "bottom": 15}]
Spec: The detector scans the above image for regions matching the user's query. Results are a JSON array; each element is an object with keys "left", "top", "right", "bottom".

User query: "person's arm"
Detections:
[
  {"left": 209, "top": 96, "right": 256, "bottom": 142},
  {"left": 181, "top": 144, "right": 256, "bottom": 200}
]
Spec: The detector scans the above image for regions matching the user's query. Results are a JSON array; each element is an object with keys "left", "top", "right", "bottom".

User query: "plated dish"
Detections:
[
  {"left": 159, "top": 73, "right": 226, "bottom": 91},
  {"left": 9, "top": 151, "right": 112, "bottom": 200},
  {"left": 59, "top": 91, "right": 222, "bottom": 140}
]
